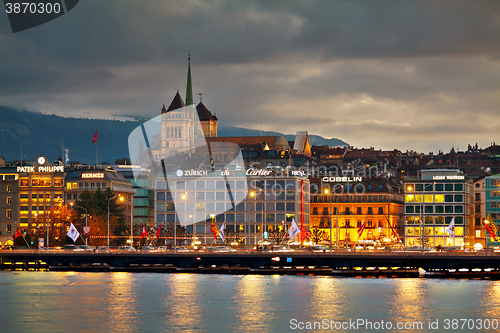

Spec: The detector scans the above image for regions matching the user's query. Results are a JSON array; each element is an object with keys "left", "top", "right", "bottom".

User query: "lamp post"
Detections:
[
  {"left": 70, "top": 203, "right": 87, "bottom": 245},
  {"left": 324, "top": 188, "right": 333, "bottom": 252},
  {"left": 249, "top": 191, "right": 256, "bottom": 251},
  {"left": 107, "top": 194, "right": 124, "bottom": 248}
]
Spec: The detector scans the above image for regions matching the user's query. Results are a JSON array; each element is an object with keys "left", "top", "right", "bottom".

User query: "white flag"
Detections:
[
  {"left": 219, "top": 222, "right": 226, "bottom": 242},
  {"left": 446, "top": 217, "right": 455, "bottom": 237},
  {"left": 288, "top": 218, "right": 301, "bottom": 240},
  {"left": 67, "top": 222, "right": 80, "bottom": 243}
]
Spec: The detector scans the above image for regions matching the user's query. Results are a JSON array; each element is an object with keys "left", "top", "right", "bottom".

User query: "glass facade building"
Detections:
[
  {"left": 404, "top": 169, "right": 474, "bottom": 249},
  {"left": 155, "top": 171, "right": 309, "bottom": 245}
]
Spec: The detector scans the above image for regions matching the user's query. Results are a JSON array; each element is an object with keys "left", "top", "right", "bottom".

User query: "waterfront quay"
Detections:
[{"left": 2, "top": 249, "right": 500, "bottom": 278}]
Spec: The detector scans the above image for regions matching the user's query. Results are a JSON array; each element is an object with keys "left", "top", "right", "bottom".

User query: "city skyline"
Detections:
[{"left": 1, "top": 0, "right": 499, "bottom": 154}]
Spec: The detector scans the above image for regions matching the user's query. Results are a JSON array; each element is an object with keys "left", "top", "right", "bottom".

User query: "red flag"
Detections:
[
  {"left": 358, "top": 220, "right": 367, "bottom": 238},
  {"left": 92, "top": 131, "right": 98, "bottom": 143},
  {"left": 210, "top": 220, "right": 220, "bottom": 240},
  {"left": 141, "top": 226, "right": 147, "bottom": 240},
  {"left": 156, "top": 224, "right": 163, "bottom": 241},
  {"left": 14, "top": 228, "right": 21, "bottom": 239}
]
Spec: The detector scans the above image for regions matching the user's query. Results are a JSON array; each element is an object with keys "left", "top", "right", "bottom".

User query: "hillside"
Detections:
[{"left": 0, "top": 106, "right": 348, "bottom": 165}]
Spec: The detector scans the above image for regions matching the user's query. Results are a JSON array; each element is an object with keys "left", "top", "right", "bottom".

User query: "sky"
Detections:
[{"left": 0, "top": 0, "right": 499, "bottom": 154}]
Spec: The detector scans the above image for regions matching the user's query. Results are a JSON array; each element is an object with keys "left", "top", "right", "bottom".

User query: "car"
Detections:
[
  {"left": 311, "top": 245, "right": 329, "bottom": 253},
  {"left": 118, "top": 246, "right": 136, "bottom": 251},
  {"left": 209, "top": 246, "right": 236, "bottom": 252}
]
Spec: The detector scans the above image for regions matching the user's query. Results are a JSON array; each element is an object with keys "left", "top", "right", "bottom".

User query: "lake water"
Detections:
[{"left": 1, "top": 271, "right": 499, "bottom": 332}]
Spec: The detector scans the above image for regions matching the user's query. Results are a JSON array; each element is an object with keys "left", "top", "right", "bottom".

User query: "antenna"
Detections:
[{"left": 199, "top": 92, "right": 203, "bottom": 103}]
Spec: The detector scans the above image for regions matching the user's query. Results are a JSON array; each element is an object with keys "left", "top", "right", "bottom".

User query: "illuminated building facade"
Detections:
[
  {"left": 404, "top": 169, "right": 474, "bottom": 249},
  {"left": 17, "top": 156, "right": 66, "bottom": 244},
  {"left": 485, "top": 174, "right": 500, "bottom": 247},
  {"left": 155, "top": 170, "right": 309, "bottom": 245},
  {"left": 0, "top": 169, "right": 19, "bottom": 247},
  {"left": 64, "top": 168, "right": 135, "bottom": 228},
  {"left": 309, "top": 176, "right": 404, "bottom": 248}
]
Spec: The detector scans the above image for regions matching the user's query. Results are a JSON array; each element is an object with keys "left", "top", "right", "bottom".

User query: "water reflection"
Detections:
[
  {"left": 108, "top": 273, "right": 137, "bottom": 332},
  {"left": 481, "top": 280, "right": 500, "bottom": 319},
  {"left": 167, "top": 274, "right": 204, "bottom": 331},
  {"left": 308, "top": 277, "right": 343, "bottom": 321},
  {"left": 232, "top": 275, "right": 274, "bottom": 332},
  {"left": 388, "top": 279, "right": 427, "bottom": 323}
]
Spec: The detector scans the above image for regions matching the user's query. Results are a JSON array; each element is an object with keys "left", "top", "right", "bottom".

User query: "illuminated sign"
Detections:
[
  {"left": 17, "top": 166, "right": 64, "bottom": 173},
  {"left": 176, "top": 170, "right": 209, "bottom": 177},
  {"left": 322, "top": 176, "right": 362, "bottom": 183},
  {"left": 432, "top": 175, "right": 465, "bottom": 180},
  {"left": 81, "top": 173, "right": 105, "bottom": 179},
  {"left": 291, "top": 170, "right": 307, "bottom": 177},
  {"left": 246, "top": 169, "right": 273, "bottom": 176}
]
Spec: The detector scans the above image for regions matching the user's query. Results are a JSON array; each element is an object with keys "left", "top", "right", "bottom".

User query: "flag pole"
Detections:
[{"left": 96, "top": 139, "right": 98, "bottom": 166}]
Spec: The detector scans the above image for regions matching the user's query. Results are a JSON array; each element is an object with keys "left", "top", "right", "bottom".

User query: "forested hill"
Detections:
[{"left": 0, "top": 106, "right": 348, "bottom": 165}]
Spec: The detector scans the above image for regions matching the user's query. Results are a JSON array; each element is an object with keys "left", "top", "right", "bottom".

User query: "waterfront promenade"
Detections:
[{"left": 2, "top": 249, "right": 500, "bottom": 277}]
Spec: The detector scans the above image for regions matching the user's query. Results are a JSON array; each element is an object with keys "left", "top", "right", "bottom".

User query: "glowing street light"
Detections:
[{"left": 107, "top": 195, "right": 124, "bottom": 247}]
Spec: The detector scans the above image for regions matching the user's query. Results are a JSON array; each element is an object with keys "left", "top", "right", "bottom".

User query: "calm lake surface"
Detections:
[{"left": 1, "top": 271, "right": 499, "bottom": 332}]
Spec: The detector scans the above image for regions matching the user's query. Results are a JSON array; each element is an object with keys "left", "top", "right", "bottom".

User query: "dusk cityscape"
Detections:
[{"left": 1, "top": 1, "right": 500, "bottom": 332}]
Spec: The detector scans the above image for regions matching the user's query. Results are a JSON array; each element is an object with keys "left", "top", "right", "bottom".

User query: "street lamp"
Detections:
[
  {"left": 249, "top": 190, "right": 256, "bottom": 251},
  {"left": 108, "top": 194, "right": 124, "bottom": 247},
  {"left": 70, "top": 202, "right": 88, "bottom": 245},
  {"left": 324, "top": 188, "right": 333, "bottom": 252}
]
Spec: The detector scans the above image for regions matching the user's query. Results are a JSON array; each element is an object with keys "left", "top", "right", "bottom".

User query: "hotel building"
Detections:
[
  {"left": 309, "top": 176, "right": 404, "bottom": 248},
  {"left": 404, "top": 169, "right": 474, "bottom": 249}
]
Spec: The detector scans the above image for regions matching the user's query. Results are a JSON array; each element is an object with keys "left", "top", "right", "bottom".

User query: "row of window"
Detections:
[
  {"left": 157, "top": 212, "right": 300, "bottom": 224},
  {"left": 314, "top": 219, "right": 390, "bottom": 228},
  {"left": 312, "top": 206, "right": 386, "bottom": 215},
  {"left": 157, "top": 201, "right": 298, "bottom": 213},
  {"left": 156, "top": 191, "right": 297, "bottom": 202},
  {"left": 66, "top": 182, "right": 107, "bottom": 190},
  {"left": 0, "top": 175, "right": 16, "bottom": 180},
  {"left": 20, "top": 178, "right": 64, "bottom": 187},
  {"left": 311, "top": 194, "right": 397, "bottom": 203},
  {"left": 406, "top": 226, "right": 464, "bottom": 236},
  {"left": 405, "top": 194, "right": 464, "bottom": 203},
  {"left": 20, "top": 205, "right": 56, "bottom": 212},
  {"left": 406, "top": 183, "right": 465, "bottom": 192},
  {"left": 185, "top": 224, "right": 290, "bottom": 234},
  {"left": 20, "top": 193, "right": 63, "bottom": 199},
  {"left": 157, "top": 180, "right": 298, "bottom": 191},
  {"left": 406, "top": 205, "right": 464, "bottom": 214},
  {"left": 405, "top": 216, "right": 464, "bottom": 224}
]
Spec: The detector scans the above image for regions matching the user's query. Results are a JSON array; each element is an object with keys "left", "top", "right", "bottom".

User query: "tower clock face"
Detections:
[{"left": 37, "top": 155, "right": 46, "bottom": 165}]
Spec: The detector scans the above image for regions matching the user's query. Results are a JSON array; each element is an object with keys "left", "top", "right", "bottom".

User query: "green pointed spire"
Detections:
[{"left": 185, "top": 51, "right": 193, "bottom": 106}]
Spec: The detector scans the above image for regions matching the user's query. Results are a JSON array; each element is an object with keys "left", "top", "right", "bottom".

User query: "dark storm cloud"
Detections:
[{"left": 0, "top": 0, "right": 499, "bottom": 152}]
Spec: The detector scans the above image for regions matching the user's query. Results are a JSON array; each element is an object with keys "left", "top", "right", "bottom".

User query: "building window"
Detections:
[
  {"left": 66, "top": 194, "right": 71, "bottom": 201},
  {"left": 7, "top": 185, "right": 12, "bottom": 192},
  {"left": 368, "top": 207, "right": 373, "bottom": 214},
  {"left": 475, "top": 193, "right": 481, "bottom": 201},
  {"left": 476, "top": 230, "right": 481, "bottom": 238},
  {"left": 6, "top": 209, "right": 12, "bottom": 218},
  {"left": 6, "top": 197, "right": 11, "bottom": 205},
  {"left": 357, "top": 207, "right": 362, "bottom": 214},
  {"left": 378, "top": 207, "right": 384, "bottom": 214},
  {"left": 6, "top": 224, "right": 11, "bottom": 233},
  {"left": 73, "top": 193, "right": 78, "bottom": 200}
]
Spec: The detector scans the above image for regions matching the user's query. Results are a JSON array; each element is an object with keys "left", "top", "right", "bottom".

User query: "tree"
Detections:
[
  {"left": 267, "top": 231, "right": 287, "bottom": 245},
  {"left": 73, "top": 188, "right": 126, "bottom": 246},
  {"left": 310, "top": 228, "right": 327, "bottom": 244}
]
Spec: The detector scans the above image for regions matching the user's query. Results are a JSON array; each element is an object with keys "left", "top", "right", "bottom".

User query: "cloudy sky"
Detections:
[{"left": 1, "top": 0, "right": 499, "bottom": 153}]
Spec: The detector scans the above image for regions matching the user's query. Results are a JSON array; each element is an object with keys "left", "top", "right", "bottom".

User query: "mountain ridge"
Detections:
[{"left": 0, "top": 106, "right": 348, "bottom": 165}]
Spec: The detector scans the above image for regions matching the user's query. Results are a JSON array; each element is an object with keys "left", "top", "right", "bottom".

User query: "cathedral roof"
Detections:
[
  {"left": 165, "top": 91, "right": 185, "bottom": 113},
  {"left": 196, "top": 102, "right": 218, "bottom": 121}
]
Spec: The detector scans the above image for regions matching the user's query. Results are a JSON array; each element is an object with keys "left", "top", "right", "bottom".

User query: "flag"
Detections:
[
  {"left": 288, "top": 218, "right": 301, "bottom": 240},
  {"left": 219, "top": 222, "right": 226, "bottom": 242},
  {"left": 156, "top": 224, "right": 163, "bottom": 242},
  {"left": 446, "top": 217, "right": 455, "bottom": 237},
  {"left": 92, "top": 131, "right": 98, "bottom": 143},
  {"left": 141, "top": 226, "right": 147, "bottom": 240},
  {"left": 67, "top": 223, "right": 80, "bottom": 242},
  {"left": 485, "top": 213, "right": 499, "bottom": 241},
  {"left": 357, "top": 220, "right": 367, "bottom": 238},
  {"left": 210, "top": 219, "right": 220, "bottom": 240},
  {"left": 14, "top": 228, "right": 21, "bottom": 239},
  {"left": 83, "top": 227, "right": 91, "bottom": 237}
]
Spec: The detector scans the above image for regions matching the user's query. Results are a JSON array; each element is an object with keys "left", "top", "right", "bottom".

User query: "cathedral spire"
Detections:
[{"left": 185, "top": 51, "right": 193, "bottom": 106}]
